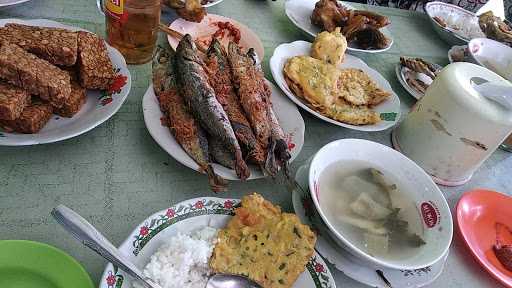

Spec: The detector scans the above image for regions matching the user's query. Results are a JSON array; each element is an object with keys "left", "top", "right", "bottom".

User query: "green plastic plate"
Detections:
[{"left": 0, "top": 240, "right": 94, "bottom": 288}]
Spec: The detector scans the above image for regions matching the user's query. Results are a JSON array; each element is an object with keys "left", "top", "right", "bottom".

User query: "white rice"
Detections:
[{"left": 133, "top": 227, "right": 218, "bottom": 288}]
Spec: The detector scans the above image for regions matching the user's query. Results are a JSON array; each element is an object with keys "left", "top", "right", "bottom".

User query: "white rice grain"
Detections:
[{"left": 133, "top": 226, "right": 218, "bottom": 288}]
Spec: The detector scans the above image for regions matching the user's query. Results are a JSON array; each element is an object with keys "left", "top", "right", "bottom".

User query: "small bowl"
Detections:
[
  {"left": 308, "top": 139, "right": 453, "bottom": 270},
  {"left": 425, "top": 2, "right": 485, "bottom": 46},
  {"left": 167, "top": 14, "right": 264, "bottom": 62},
  {"left": 468, "top": 38, "right": 512, "bottom": 81}
]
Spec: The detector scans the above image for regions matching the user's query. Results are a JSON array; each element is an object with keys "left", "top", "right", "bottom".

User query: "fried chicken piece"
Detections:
[
  {"left": 479, "top": 11, "right": 512, "bottom": 47},
  {"left": 177, "top": 0, "right": 206, "bottom": 23},
  {"left": 311, "top": 0, "right": 349, "bottom": 32}
]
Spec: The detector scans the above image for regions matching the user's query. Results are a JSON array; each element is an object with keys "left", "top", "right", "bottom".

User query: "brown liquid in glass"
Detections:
[{"left": 106, "top": 0, "right": 160, "bottom": 64}]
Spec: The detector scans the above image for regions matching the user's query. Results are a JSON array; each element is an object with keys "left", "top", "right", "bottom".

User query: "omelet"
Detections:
[
  {"left": 283, "top": 56, "right": 381, "bottom": 125},
  {"left": 210, "top": 193, "right": 316, "bottom": 288},
  {"left": 311, "top": 27, "right": 347, "bottom": 65},
  {"left": 338, "top": 68, "right": 391, "bottom": 106}
]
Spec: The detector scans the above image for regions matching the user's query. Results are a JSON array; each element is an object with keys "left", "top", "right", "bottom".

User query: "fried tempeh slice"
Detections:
[
  {"left": 0, "top": 99, "right": 53, "bottom": 134},
  {"left": 54, "top": 71, "right": 86, "bottom": 117},
  {"left": 0, "top": 23, "right": 78, "bottom": 66},
  {"left": 77, "top": 31, "right": 115, "bottom": 90},
  {"left": 210, "top": 193, "right": 317, "bottom": 288},
  {"left": 0, "top": 80, "right": 31, "bottom": 120},
  {"left": 0, "top": 43, "right": 71, "bottom": 108}
]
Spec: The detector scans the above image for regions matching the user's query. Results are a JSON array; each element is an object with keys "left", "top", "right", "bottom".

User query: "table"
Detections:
[{"left": 0, "top": 0, "right": 510, "bottom": 287}]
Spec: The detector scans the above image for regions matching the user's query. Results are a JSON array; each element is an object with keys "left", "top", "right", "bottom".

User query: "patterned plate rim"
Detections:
[{"left": 98, "top": 197, "right": 337, "bottom": 288}]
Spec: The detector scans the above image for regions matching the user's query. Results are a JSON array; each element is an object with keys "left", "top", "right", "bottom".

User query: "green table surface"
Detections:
[{"left": 0, "top": 0, "right": 510, "bottom": 287}]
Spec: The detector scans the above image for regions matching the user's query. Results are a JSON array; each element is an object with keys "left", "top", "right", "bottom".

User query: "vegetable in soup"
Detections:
[{"left": 318, "top": 160, "right": 426, "bottom": 261}]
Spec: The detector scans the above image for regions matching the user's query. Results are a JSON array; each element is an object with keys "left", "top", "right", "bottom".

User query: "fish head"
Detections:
[
  {"left": 207, "top": 38, "right": 224, "bottom": 57},
  {"left": 177, "top": 34, "right": 200, "bottom": 61}
]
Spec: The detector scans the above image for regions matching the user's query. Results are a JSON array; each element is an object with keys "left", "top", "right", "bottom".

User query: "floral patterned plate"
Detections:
[
  {"left": 143, "top": 80, "right": 305, "bottom": 180},
  {"left": 291, "top": 159, "right": 449, "bottom": 288},
  {"left": 0, "top": 19, "right": 131, "bottom": 146},
  {"left": 98, "top": 197, "right": 337, "bottom": 288}
]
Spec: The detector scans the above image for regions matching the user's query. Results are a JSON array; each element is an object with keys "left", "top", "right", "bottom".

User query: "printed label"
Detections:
[
  {"left": 420, "top": 201, "right": 440, "bottom": 228},
  {"left": 106, "top": 0, "right": 124, "bottom": 19}
]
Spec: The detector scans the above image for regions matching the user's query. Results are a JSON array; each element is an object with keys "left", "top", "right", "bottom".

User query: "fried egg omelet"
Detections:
[
  {"left": 209, "top": 193, "right": 316, "bottom": 288},
  {"left": 284, "top": 55, "right": 385, "bottom": 125}
]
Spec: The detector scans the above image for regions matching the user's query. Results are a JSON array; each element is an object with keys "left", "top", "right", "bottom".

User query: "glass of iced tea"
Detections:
[
  {"left": 501, "top": 133, "right": 512, "bottom": 152},
  {"left": 98, "top": 0, "right": 160, "bottom": 64}
]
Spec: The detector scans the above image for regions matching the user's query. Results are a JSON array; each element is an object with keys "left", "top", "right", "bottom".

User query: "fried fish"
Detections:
[
  {"left": 152, "top": 46, "right": 227, "bottom": 192},
  {"left": 176, "top": 35, "right": 250, "bottom": 180}
]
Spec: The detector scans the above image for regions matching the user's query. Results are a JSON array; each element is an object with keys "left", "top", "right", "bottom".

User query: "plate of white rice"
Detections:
[{"left": 98, "top": 197, "right": 336, "bottom": 288}]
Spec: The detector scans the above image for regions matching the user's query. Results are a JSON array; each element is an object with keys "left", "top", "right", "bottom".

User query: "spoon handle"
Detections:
[{"left": 51, "top": 205, "right": 161, "bottom": 288}]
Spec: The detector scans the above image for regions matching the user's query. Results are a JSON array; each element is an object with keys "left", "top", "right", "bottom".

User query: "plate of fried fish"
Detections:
[
  {"left": 396, "top": 57, "right": 442, "bottom": 100},
  {"left": 285, "top": 0, "right": 393, "bottom": 53},
  {"left": 99, "top": 193, "right": 336, "bottom": 288},
  {"left": 270, "top": 40, "right": 400, "bottom": 131},
  {"left": 144, "top": 36, "right": 304, "bottom": 190},
  {"left": 0, "top": 19, "right": 131, "bottom": 146}
]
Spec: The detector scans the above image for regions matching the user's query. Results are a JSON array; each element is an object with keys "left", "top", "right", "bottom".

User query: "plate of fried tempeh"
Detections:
[
  {"left": 144, "top": 37, "right": 304, "bottom": 190},
  {"left": 0, "top": 19, "right": 131, "bottom": 146}
]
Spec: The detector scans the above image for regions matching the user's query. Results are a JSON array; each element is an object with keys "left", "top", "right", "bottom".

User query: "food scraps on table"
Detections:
[
  {"left": 0, "top": 24, "right": 117, "bottom": 134},
  {"left": 311, "top": 0, "right": 391, "bottom": 50},
  {"left": 210, "top": 193, "right": 317, "bottom": 288}
]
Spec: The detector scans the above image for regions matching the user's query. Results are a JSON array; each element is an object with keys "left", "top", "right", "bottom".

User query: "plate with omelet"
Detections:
[
  {"left": 270, "top": 39, "right": 401, "bottom": 131},
  {"left": 98, "top": 194, "right": 336, "bottom": 288}
]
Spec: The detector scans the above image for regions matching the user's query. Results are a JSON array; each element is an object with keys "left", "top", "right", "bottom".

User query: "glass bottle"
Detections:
[{"left": 98, "top": 0, "right": 160, "bottom": 64}]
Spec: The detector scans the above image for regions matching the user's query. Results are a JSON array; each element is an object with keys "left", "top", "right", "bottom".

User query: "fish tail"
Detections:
[
  {"left": 234, "top": 150, "right": 250, "bottom": 180},
  {"left": 205, "top": 164, "right": 228, "bottom": 193}
]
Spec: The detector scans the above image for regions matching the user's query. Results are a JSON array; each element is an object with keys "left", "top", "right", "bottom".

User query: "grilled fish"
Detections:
[
  {"left": 208, "top": 135, "right": 235, "bottom": 169},
  {"left": 204, "top": 39, "right": 265, "bottom": 165},
  {"left": 175, "top": 35, "right": 250, "bottom": 180},
  {"left": 247, "top": 48, "right": 292, "bottom": 177},
  {"left": 228, "top": 42, "right": 271, "bottom": 149},
  {"left": 152, "top": 46, "right": 227, "bottom": 192}
]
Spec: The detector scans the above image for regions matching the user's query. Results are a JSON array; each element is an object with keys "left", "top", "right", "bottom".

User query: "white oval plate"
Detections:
[
  {"left": 98, "top": 197, "right": 337, "bottom": 288},
  {"left": 395, "top": 62, "right": 442, "bottom": 100},
  {"left": 292, "top": 159, "right": 449, "bottom": 288},
  {"left": 0, "top": 0, "right": 31, "bottom": 7},
  {"left": 0, "top": 19, "right": 131, "bottom": 146},
  {"left": 143, "top": 80, "right": 305, "bottom": 180},
  {"left": 285, "top": 0, "right": 393, "bottom": 53},
  {"left": 167, "top": 14, "right": 264, "bottom": 62},
  {"left": 270, "top": 41, "right": 400, "bottom": 132}
]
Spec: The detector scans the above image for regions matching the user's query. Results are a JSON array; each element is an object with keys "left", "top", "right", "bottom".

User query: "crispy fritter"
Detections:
[
  {"left": 337, "top": 68, "right": 391, "bottom": 106},
  {"left": 283, "top": 56, "right": 381, "bottom": 125},
  {"left": 311, "top": 27, "right": 347, "bottom": 65},
  {"left": 210, "top": 193, "right": 316, "bottom": 288}
]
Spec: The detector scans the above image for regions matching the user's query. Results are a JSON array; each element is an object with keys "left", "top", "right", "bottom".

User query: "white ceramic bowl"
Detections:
[
  {"left": 425, "top": 2, "right": 485, "bottom": 45},
  {"left": 308, "top": 139, "right": 453, "bottom": 270},
  {"left": 468, "top": 38, "right": 512, "bottom": 82}
]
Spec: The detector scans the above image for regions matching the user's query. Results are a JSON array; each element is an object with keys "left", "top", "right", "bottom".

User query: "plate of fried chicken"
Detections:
[
  {"left": 285, "top": 0, "right": 393, "bottom": 52},
  {"left": 145, "top": 37, "right": 304, "bottom": 191}
]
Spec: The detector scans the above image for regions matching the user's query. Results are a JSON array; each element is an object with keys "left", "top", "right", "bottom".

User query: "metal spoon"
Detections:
[{"left": 51, "top": 205, "right": 262, "bottom": 288}]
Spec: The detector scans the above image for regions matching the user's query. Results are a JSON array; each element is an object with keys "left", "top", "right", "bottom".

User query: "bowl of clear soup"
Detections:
[{"left": 309, "top": 139, "right": 453, "bottom": 270}]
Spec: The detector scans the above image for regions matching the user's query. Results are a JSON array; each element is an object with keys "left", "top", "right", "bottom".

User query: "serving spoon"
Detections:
[{"left": 51, "top": 205, "right": 261, "bottom": 288}]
